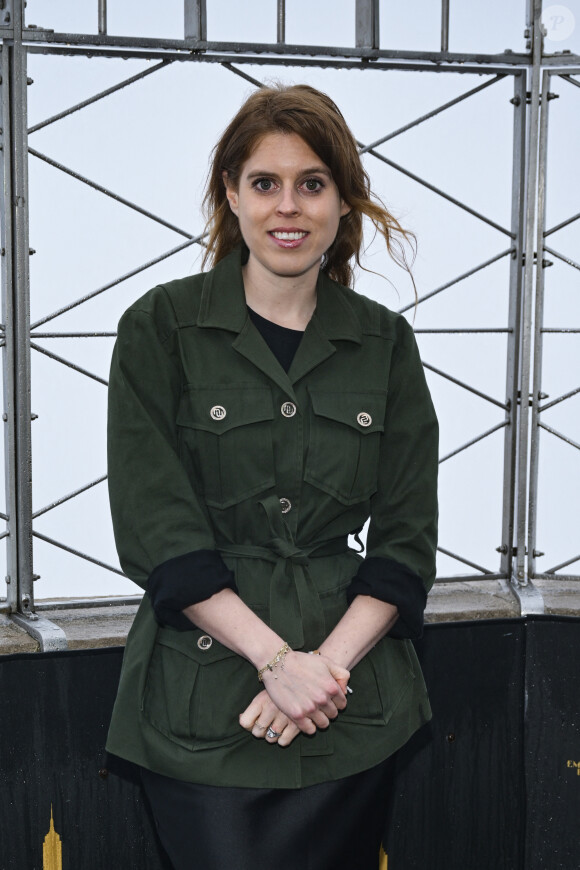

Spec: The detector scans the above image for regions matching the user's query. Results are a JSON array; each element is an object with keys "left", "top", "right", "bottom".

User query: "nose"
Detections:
[{"left": 276, "top": 185, "right": 300, "bottom": 216}]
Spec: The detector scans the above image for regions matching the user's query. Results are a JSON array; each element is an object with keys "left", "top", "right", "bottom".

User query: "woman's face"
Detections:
[{"left": 225, "top": 132, "right": 350, "bottom": 287}]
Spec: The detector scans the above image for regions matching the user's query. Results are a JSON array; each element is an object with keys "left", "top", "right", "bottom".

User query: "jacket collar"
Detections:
[{"left": 197, "top": 247, "right": 363, "bottom": 345}]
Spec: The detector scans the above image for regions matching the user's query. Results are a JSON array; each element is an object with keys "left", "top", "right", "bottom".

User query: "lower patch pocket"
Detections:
[
  {"left": 340, "top": 637, "right": 415, "bottom": 727},
  {"left": 143, "top": 627, "right": 258, "bottom": 751}
]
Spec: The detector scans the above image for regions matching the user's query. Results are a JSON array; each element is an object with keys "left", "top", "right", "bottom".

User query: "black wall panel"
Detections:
[
  {"left": 387, "top": 620, "right": 526, "bottom": 870},
  {"left": 0, "top": 649, "right": 166, "bottom": 870},
  {"left": 524, "top": 618, "right": 580, "bottom": 870},
  {"left": 0, "top": 618, "right": 578, "bottom": 869}
]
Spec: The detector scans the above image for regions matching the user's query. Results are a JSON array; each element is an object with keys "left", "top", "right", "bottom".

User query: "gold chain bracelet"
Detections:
[{"left": 257, "top": 642, "right": 290, "bottom": 682}]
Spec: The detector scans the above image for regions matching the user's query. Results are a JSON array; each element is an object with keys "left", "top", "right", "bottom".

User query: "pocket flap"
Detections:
[
  {"left": 157, "top": 626, "right": 238, "bottom": 665},
  {"left": 309, "top": 389, "right": 386, "bottom": 433},
  {"left": 177, "top": 387, "right": 274, "bottom": 434}
]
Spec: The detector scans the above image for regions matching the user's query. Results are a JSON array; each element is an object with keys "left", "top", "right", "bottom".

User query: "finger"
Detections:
[
  {"left": 264, "top": 718, "right": 288, "bottom": 744},
  {"left": 277, "top": 723, "right": 300, "bottom": 747},
  {"left": 239, "top": 690, "right": 271, "bottom": 731},
  {"left": 292, "top": 714, "right": 317, "bottom": 735},
  {"left": 318, "top": 700, "right": 340, "bottom": 720},
  {"left": 331, "top": 680, "right": 348, "bottom": 707},
  {"left": 309, "top": 710, "right": 330, "bottom": 730},
  {"left": 252, "top": 720, "right": 269, "bottom": 738},
  {"left": 327, "top": 662, "right": 350, "bottom": 689},
  {"left": 239, "top": 697, "right": 264, "bottom": 731}
]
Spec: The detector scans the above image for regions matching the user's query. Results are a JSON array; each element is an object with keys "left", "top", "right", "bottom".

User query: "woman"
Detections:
[{"left": 106, "top": 84, "right": 438, "bottom": 869}]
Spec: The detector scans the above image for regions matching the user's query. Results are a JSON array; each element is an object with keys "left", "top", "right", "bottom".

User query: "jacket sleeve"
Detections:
[
  {"left": 347, "top": 315, "right": 438, "bottom": 639},
  {"left": 107, "top": 297, "right": 236, "bottom": 618}
]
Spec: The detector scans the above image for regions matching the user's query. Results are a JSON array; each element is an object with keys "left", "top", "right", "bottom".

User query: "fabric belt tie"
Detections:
[{"left": 218, "top": 495, "right": 348, "bottom": 649}]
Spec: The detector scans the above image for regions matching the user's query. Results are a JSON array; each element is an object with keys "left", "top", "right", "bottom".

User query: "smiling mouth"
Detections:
[{"left": 269, "top": 231, "right": 308, "bottom": 241}]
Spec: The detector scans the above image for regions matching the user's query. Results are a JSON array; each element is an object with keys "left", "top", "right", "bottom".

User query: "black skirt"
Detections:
[{"left": 141, "top": 757, "right": 395, "bottom": 870}]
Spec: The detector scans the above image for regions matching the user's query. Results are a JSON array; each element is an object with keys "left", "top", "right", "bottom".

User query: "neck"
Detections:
[{"left": 242, "top": 257, "right": 318, "bottom": 331}]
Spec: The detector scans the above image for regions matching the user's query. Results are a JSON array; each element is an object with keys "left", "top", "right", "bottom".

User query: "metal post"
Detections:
[
  {"left": 0, "top": 0, "right": 33, "bottom": 617},
  {"left": 355, "top": 0, "right": 379, "bottom": 50},
  {"left": 0, "top": 1, "right": 66, "bottom": 648},
  {"left": 441, "top": 0, "right": 450, "bottom": 53},
  {"left": 184, "top": 0, "right": 207, "bottom": 42},
  {"left": 511, "top": 0, "right": 544, "bottom": 613},
  {"left": 0, "top": 46, "right": 18, "bottom": 612},
  {"left": 98, "top": 0, "right": 107, "bottom": 36},
  {"left": 527, "top": 69, "right": 551, "bottom": 582},
  {"left": 498, "top": 72, "right": 527, "bottom": 581},
  {"left": 277, "top": 0, "right": 285, "bottom": 45}
]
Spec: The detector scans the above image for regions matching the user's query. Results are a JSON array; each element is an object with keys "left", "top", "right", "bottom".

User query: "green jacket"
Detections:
[{"left": 106, "top": 248, "right": 438, "bottom": 789}]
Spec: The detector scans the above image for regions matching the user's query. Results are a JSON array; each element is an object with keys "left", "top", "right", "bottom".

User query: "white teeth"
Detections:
[{"left": 271, "top": 231, "right": 307, "bottom": 240}]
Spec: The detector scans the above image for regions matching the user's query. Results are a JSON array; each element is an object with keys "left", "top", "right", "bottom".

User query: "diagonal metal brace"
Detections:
[{"left": 10, "top": 611, "right": 68, "bottom": 651}]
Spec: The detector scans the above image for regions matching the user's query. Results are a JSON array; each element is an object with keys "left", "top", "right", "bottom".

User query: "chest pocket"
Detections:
[
  {"left": 177, "top": 386, "right": 275, "bottom": 509},
  {"left": 305, "top": 389, "right": 387, "bottom": 505}
]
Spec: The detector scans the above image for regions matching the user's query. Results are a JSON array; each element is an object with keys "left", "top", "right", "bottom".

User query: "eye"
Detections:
[
  {"left": 252, "top": 178, "right": 276, "bottom": 192},
  {"left": 302, "top": 177, "right": 325, "bottom": 193}
]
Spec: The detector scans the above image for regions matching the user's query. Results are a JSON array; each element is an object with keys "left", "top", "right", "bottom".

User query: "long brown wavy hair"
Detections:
[{"left": 202, "top": 83, "right": 416, "bottom": 290}]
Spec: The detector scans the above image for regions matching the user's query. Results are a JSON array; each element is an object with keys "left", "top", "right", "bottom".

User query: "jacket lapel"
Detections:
[
  {"left": 233, "top": 322, "right": 298, "bottom": 400},
  {"left": 197, "top": 249, "right": 362, "bottom": 392},
  {"left": 289, "top": 270, "right": 362, "bottom": 384}
]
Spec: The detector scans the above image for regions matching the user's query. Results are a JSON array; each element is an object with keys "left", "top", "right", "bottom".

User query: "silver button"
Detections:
[
  {"left": 197, "top": 635, "right": 213, "bottom": 650},
  {"left": 357, "top": 412, "right": 372, "bottom": 428},
  {"left": 279, "top": 497, "right": 292, "bottom": 514},
  {"left": 210, "top": 405, "right": 226, "bottom": 421},
  {"left": 281, "top": 401, "right": 297, "bottom": 418}
]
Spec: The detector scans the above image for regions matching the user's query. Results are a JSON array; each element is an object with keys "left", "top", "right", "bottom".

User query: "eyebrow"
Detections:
[{"left": 245, "top": 166, "right": 332, "bottom": 180}]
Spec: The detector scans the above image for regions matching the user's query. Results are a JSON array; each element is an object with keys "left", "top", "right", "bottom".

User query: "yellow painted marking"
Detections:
[
  {"left": 43, "top": 805, "right": 62, "bottom": 870},
  {"left": 379, "top": 845, "right": 388, "bottom": 869}
]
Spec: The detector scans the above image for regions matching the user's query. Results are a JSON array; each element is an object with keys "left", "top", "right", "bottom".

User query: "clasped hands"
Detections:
[{"left": 239, "top": 649, "right": 350, "bottom": 747}]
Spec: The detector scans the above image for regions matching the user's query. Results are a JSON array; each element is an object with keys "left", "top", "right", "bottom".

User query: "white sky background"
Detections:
[{"left": 6, "top": 0, "right": 579, "bottom": 598}]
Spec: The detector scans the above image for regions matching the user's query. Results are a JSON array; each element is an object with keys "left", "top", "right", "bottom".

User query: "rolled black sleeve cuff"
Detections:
[
  {"left": 148, "top": 549, "right": 238, "bottom": 632},
  {"left": 346, "top": 556, "right": 427, "bottom": 639}
]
